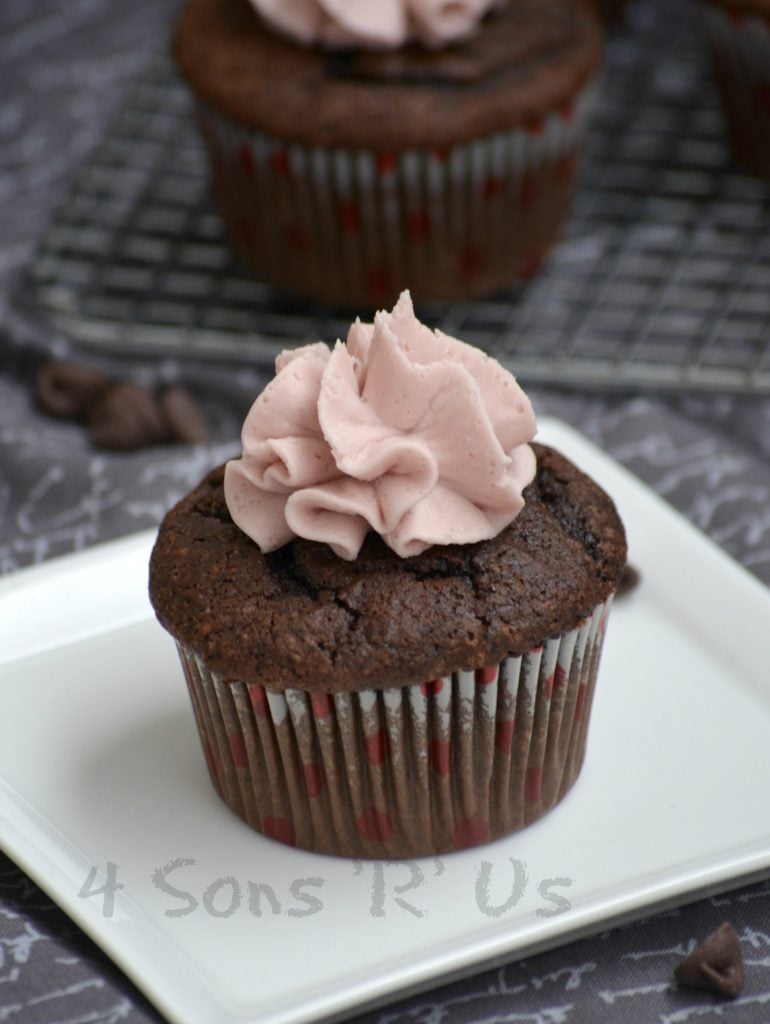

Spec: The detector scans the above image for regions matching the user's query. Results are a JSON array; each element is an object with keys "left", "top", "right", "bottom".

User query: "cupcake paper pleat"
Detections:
[
  {"left": 700, "top": 7, "right": 770, "bottom": 179},
  {"left": 196, "top": 79, "right": 599, "bottom": 306},
  {"left": 176, "top": 597, "right": 611, "bottom": 858}
]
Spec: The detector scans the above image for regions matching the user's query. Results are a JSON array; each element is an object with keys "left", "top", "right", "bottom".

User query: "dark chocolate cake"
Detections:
[{"left": 150, "top": 443, "right": 626, "bottom": 690}]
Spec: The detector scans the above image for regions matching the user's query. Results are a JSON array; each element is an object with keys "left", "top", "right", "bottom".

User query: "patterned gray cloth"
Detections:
[{"left": 1, "top": 1, "right": 769, "bottom": 1022}]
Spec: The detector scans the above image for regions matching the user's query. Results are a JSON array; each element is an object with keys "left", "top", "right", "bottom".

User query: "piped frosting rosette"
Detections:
[
  {"left": 224, "top": 291, "right": 537, "bottom": 560},
  {"left": 249, "top": 0, "right": 505, "bottom": 50}
]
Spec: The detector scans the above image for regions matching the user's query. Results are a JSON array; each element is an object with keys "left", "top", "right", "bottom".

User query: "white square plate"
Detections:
[{"left": 1, "top": 418, "right": 769, "bottom": 1024}]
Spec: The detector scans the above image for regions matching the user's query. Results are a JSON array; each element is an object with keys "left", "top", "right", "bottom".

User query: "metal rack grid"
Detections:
[{"left": 17, "top": 0, "right": 770, "bottom": 392}]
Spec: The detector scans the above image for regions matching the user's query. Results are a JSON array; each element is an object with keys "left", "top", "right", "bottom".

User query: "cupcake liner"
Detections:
[
  {"left": 700, "top": 5, "right": 770, "bottom": 178},
  {"left": 177, "top": 596, "right": 613, "bottom": 858},
  {"left": 196, "top": 78, "right": 599, "bottom": 307}
]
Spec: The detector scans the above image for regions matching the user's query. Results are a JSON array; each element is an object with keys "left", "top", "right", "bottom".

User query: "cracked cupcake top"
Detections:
[{"left": 149, "top": 444, "right": 627, "bottom": 690}]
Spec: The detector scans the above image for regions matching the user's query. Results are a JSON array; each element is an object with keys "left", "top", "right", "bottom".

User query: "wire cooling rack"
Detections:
[{"left": 17, "top": 0, "right": 770, "bottom": 392}]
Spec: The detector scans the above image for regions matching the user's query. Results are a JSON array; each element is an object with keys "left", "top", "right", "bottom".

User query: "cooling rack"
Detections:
[{"left": 17, "top": 0, "right": 770, "bottom": 392}]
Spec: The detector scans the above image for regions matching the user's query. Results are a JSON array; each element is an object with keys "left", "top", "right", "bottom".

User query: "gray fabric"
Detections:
[{"left": 1, "top": 1, "right": 768, "bottom": 1022}]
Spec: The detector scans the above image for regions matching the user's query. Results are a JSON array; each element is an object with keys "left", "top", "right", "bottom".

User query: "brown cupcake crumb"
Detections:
[
  {"left": 616, "top": 562, "right": 640, "bottom": 597},
  {"left": 675, "top": 922, "right": 745, "bottom": 997}
]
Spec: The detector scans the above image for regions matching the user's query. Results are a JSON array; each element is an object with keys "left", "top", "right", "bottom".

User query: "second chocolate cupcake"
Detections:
[{"left": 174, "top": 0, "right": 603, "bottom": 308}]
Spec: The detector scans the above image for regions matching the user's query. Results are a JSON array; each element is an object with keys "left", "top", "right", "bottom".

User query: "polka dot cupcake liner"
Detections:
[
  {"left": 700, "top": 5, "right": 770, "bottom": 178},
  {"left": 176, "top": 597, "right": 612, "bottom": 858},
  {"left": 195, "top": 79, "right": 598, "bottom": 308}
]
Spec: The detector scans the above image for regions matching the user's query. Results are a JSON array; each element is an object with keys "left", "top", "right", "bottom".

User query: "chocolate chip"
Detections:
[
  {"left": 88, "top": 383, "right": 168, "bottom": 451},
  {"left": 616, "top": 562, "right": 640, "bottom": 597},
  {"left": 159, "top": 386, "right": 209, "bottom": 443},
  {"left": 36, "top": 360, "right": 113, "bottom": 422},
  {"left": 675, "top": 922, "right": 745, "bottom": 997},
  {"left": 37, "top": 362, "right": 211, "bottom": 450}
]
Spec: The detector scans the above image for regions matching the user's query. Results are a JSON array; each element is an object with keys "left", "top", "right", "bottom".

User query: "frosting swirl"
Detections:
[
  {"left": 224, "top": 292, "right": 536, "bottom": 560},
  {"left": 249, "top": 0, "right": 504, "bottom": 50}
]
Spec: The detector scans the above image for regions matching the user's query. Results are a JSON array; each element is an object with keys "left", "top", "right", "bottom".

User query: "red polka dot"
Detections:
[
  {"left": 453, "top": 817, "right": 490, "bottom": 849},
  {"left": 376, "top": 151, "right": 398, "bottom": 174},
  {"left": 311, "top": 693, "right": 333, "bottom": 719},
  {"left": 475, "top": 665, "right": 498, "bottom": 685},
  {"left": 421, "top": 678, "right": 444, "bottom": 697},
  {"left": 483, "top": 174, "right": 505, "bottom": 200},
  {"left": 238, "top": 143, "right": 255, "bottom": 176},
  {"left": 228, "top": 733, "right": 248, "bottom": 769},
  {"left": 432, "top": 145, "right": 452, "bottom": 162},
  {"left": 356, "top": 807, "right": 394, "bottom": 843},
  {"left": 248, "top": 684, "right": 268, "bottom": 717},
  {"left": 269, "top": 148, "right": 289, "bottom": 175},
  {"left": 365, "top": 729, "right": 390, "bottom": 765},
  {"left": 339, "top": 199, "right": 360, "bottom": 234},
  {"left": 525, "top": 765, "right": 543, "bottom": 802},
  {"left": 544, "top": 664, "right": 566, "bottom": 700},
  {"left": 526, "top": 115, "right": 545, "bottom": 135},
  {"left": 284, "top": 222, "right": 309, "bottom": 251},
  {"left": 494, "top": 719, "right": 515, "bottom": 753},
  {"left": 407, "top": 209, "right": 431, "bottom": 240},
  {"left": 263, "top": 816, "right": 296, "bottom": 846},
  {"left": 461, "top": 246, "right": 485, "bottom": 279},
  {"left": 430, "top": 739, "right": 451, "bottom": 776},
  {"left": 518, "top": 173, "right": 538, "bottom": 211},
  {"left": 559, "top": 99, "right": 575, "bottom": 121},
  {"left": 303, "top": 762, "right": 325, "bottom": 797}
]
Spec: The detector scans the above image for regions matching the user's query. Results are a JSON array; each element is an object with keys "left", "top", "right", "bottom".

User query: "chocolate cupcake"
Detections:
[
  {"left": 698, "top": 0, "right": 770, "bottom": 178},
  {"left": 173, "top": 0, "right": 603, "bottom": 307},
  {"left": 149, "top": 293, "right": 626, "bottom": 857}
]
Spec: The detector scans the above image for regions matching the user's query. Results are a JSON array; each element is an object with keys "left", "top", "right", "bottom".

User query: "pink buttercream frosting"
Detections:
[
  {"left": 248, "top": 0, "right": 504, "bottom": 50},
  {"left": 224, "top": 292, "right": 537, "bottom": 560}
]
